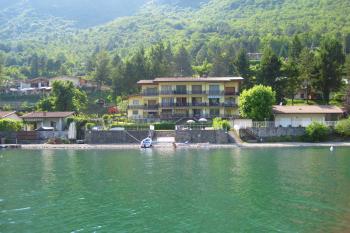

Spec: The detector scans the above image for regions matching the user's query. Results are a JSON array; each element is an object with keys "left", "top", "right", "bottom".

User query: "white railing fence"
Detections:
[{"left": 250, "top": 120, "right": 339, "bottom": 128}]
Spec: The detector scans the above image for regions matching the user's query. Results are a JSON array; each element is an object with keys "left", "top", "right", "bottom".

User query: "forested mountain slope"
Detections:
[{"left": 0, "top": 0, "right": 349, "bottom": 78}]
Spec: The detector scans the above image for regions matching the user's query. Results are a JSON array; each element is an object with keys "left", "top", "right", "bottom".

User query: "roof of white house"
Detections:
[
  {"left": 273, "top": 105, "right": 344, "bottom": 114},
  {"left": 22, "top": 112, "right": 75, "bottom": 119},
  {"left": 0, "top": 111, "right": 17, "bottom": 119}
]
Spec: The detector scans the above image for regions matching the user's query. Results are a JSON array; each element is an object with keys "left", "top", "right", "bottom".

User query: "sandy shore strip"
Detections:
[{"left": 15, "top": 141, "right": 350, "bottom": 150}]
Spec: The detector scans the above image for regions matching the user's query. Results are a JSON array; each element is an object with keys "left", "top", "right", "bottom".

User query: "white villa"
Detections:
[{"left": 273, "top": 105, "right": 344, "bottom": 127}]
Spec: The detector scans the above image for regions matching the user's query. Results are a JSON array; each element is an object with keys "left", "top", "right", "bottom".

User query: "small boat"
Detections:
[{"left": 141, "top": 137, "right": 153, "bottom": 149}]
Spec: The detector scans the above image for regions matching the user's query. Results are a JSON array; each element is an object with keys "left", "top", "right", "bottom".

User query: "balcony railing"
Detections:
[
  {"left": 128, "top": 105, "right": 144, "bottom": 109},
  {"left": 144, "top": 105, "right": 159, "bottom": 110},
  {"left": 224, "top": 91, "right": 239, "bottom": 96},
  {"left": 140, "top": 90, "right": 239, "bottom": 96},
  {"left": 142, "top": 91, "right": 159, "bottom": 96},
  {"left": 159, "top": 102, "right": 237, "bottom": 108}
]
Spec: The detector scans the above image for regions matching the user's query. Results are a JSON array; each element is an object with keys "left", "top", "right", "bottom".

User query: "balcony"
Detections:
[
  {"left": 144, "top": 105, "right": 159, "bottom": 110},
  {"left": 208, "top": 91, "right": 223, "bottom": 96},
  {"left": 224, "top": 91, "right": 239, "bottom": 96},
  {"left": 128, "top": 105, "right": 144, "bottom": 109},
  {"left": 142, "top": 91, "right": 158, "bottom": 96},
  {"left": 223, "top": 102, "right": 237, "bottom": 108},
  {"left": 209, "top": 102, "right": 221, "bottom": 107},
  {"left": 191, "top": 90, "right": 206, "bottom": 95},
  {"left": 192, "top": 102, "right": 207, "bottom": 107}
]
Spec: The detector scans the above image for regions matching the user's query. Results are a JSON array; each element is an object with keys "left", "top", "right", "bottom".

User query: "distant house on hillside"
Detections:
[
  {"left": 272, "top": 105, "right": 345, "bottom": 127},
  {"left": 49, "top": 76, "right": 99, "bottom": 89},
  {"left": 17, "top": 78, "right": 51, "bottom": 95},
  {"left": 247, "top": 53, "right": 263, "bottom": 61},
  {"left": 21, "top": 112, "right": 75, "bottom": 131},
  {"left": 0, "top": 111, "right": 22, "bottom": 121}
]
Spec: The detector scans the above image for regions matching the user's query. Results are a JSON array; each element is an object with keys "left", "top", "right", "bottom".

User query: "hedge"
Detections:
[
  {"left": 335, "top": 118, "right": 350, "bottom": 137},
  {"left": 305, "top": 122, "right": 330, "bottom": 142},
  {"left": 154, "top": 122, "right": 175, "bottom": 130}
]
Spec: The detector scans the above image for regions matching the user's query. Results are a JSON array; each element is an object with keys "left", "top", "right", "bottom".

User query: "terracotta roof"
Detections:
[
  {"left": 22, "top": 112, "right": 75, "bottom": 118},
  {"left": 273, "top": 105, "right": 344, "bottom": 114},
  {"left": 0, "top": 111, "right": 17, "bottom": 118},
  {"left": 137, "top": 77, "right": 243, "bottom": 84},
  {"left": 137, "top": 80, "right": 155, "bottom": 84}
]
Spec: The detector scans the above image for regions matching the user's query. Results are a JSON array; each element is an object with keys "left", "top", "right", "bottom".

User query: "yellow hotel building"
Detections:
[{"left": 127, "top": 77, "right": 243, "bottom": 120}]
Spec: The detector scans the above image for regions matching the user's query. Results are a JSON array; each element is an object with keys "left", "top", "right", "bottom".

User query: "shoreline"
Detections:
[{"left": 10, "top": 141, "right": 350, "bottom": 150}]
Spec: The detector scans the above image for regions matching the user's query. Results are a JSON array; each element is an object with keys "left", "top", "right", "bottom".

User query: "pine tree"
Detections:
[
  {"left": 316, "top": 37, "right": 346, "bottom": 103},
  {"left": 174, "top": 45, "right": 192, "bottom": 76},
  {"left": 233, "top": 48, "right": 252, "bottom": 89}
]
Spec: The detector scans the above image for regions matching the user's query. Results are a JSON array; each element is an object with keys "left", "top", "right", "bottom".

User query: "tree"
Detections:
[
  {"left": 174, "top": 45, "right": 192, "bottom": 76},
  {"left": 298, "top": 48, "right": 318, "bottom": 103},
  {"left": 233, "top": 48, "right": 252, "bottom": 89},
  {"left": 30, "top": 53, "right": 39, "bottom": 78},
  {"left": 316, "top": 37, "right": 346, "bottom": 103},
  {"left": 148, "top": 42, "right": 172, "bottom": 78},
  {"left": 289, "top": 35, "right": 303, "bottom": 60},
  {"left": 192, "top": 59, "right": 213, "bottom": 77},
  {"left": 283, "top": 60, "right": 299, "bottom": 105},
  {"left": 239, "top": 85, "right": 276, "bottom": 121},
  {"left": 92, "top": 51, "right": 111, "bottom": 90},
  {"left": 258, "top": 47, "right": 282, "bottom": 101},
  {"left": 36, "top": 81, "right": 87, "bottom": 112}
]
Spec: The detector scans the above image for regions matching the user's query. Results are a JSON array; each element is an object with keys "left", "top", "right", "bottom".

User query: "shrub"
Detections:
[
  {"left": 86, "top": 123, "right": 96, "bottom": 130},
  {"left": 0, "top": 119, "right": 23, "bottom": 132},
  {"left": 335, "top": 118, "right": 350, "bottom": 137},
  {"left": 212, "top": 118, "right": 231, "bottom": 130},
  {"left": 154, "top": 122, "right": 175, "bottom": 130},
  {"left": 305, "top": 122, "right": 330, "bottom": 142}
]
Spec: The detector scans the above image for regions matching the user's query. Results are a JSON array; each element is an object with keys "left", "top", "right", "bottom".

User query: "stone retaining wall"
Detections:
[
  {"left": 175, "top": 130, "right": 230, "bottom": 144},
  {"left": 0, "top": 131, "right": 68, "bottom": 144},
  {"left": 85, "top": 130, "right": 149, "bottom": 144},
  {"left": 248, "top": 127, "right": 306, "bottom": 139}
]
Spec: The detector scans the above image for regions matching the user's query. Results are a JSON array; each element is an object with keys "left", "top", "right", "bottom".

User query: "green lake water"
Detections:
[{"left": 1, "top": 148, "right": 350, "bottom": 232}]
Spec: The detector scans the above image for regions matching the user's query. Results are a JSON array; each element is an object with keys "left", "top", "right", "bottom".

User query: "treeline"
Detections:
[{"left": 85, "top": 35, "right": 349, "bottom": 104}]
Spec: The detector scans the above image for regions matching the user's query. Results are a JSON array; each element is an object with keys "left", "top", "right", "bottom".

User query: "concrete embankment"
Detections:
[{"left": 18, "top": 141, "right": 350, "bottom": 150}]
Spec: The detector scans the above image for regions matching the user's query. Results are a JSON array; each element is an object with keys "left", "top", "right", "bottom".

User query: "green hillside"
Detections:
[{"left": 0, "top": 0, "right": 349, "bottom": 79}]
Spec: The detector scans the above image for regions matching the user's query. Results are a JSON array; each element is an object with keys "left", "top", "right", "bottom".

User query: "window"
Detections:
[
  {"left": 209, "top": 98, "right": 220, "bottom": 106},
  {"left": 209, "top": 85, "right": 220, "bottom": 95},
  {"left": 175, "top": 85, "right": 187, "bottom": 94},
  {"left": 210, "top": 109, "right": 220, "bottom": 117},
  {"left": 161, "top": 97, "right": 174, "bottom": 107},
  {"left": 132, "top": 100, "right": 140, "bottom": 105},
  {"left": 50, "top": 121, "right": 56, "bottom": 129},
  {"left": 192, "top": 85, "right": 202, "bottom": 94},
  {"left": 161, "top": 85, "right": 172, "bottom": 94},
  {"left": 144, "top": 87, "right": 157, "bottom": 95},
  {"left": 132, "top": 110, "right": 139, "bottom": 115}
]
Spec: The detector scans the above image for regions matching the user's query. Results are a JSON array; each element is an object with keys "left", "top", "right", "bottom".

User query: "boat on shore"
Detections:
[{"left": 140, "top": 137, "right": 153, "bottom": 149}]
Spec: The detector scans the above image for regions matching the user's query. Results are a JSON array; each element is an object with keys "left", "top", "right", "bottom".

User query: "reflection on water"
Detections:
[{"left": 0, "top": 148, "right": 350, "bottom": 232}]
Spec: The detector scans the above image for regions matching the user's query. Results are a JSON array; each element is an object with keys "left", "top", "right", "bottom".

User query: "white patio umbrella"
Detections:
[
  {"left": 186, "top": 120, "right": 195, "bottom": 130},
  {"left": 198, "top": 118, "right": 207, "bottom": 130},
  {"left": 198, "top": 118, "right": 207, "bottom": 122}
]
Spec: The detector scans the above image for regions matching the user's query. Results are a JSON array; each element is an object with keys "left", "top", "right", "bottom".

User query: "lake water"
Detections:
[{"left": 1, "top": 148, "right": 350, "bottom": 232}]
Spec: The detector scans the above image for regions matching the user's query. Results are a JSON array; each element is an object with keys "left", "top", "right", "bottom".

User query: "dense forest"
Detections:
[{"left": 0, "top": 0, "right": 350, "bottom": 101}]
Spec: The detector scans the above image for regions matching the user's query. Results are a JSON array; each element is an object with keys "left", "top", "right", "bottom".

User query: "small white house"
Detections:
[
  {"left": 273, "top": 105, "right": 344, "bottom": 127},
  {"left": 21, "top": 112, "right": 75, "bottom": 131},
  {"left": 49, "top": 76, "right": 81, "bottom": 87},
  {"left": 0, "top": 111, "right": 22, "bottom": 121}
]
